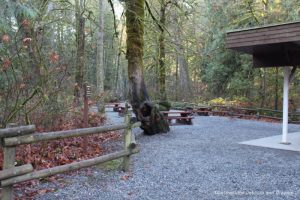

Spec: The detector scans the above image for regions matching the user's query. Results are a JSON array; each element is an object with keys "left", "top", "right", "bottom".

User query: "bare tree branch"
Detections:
[{"left": 107, "top": 0, "right": 118, "bottom": 37}]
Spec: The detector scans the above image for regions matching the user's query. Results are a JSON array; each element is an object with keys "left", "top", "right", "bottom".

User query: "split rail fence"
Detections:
[{"left": 0, "top": 112, "right": 140, "bottom": 200}]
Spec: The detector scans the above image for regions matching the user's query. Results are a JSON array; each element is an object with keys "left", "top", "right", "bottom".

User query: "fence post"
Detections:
[
  {"left": 2, "top": 123, "right": 17, "bottom": 200},
  {"left": 123, "top": 111, "right": 132, "bottom": 172}
]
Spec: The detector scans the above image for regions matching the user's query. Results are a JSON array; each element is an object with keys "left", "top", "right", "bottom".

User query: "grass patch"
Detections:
[{"left": 96, "top": 158, "right": 123, "bottom": 171}]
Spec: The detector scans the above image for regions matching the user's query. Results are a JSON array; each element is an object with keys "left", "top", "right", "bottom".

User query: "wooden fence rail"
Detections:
[
  {"left": 0, "top": 111, "right": 140, "bottom": 200},
  {"left": 170, "top": 102, "right": 300, "bottom": 123}
]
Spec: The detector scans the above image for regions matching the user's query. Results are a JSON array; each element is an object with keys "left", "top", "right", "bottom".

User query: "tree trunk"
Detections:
[
  {"left": 259, "top": 69, "right": 266, "bottom": 108},
  {"left": 115, "top": 20, "right": 125, "bottom": 100},
  {"left": 74, "top": 0, "right": 85, "bottom": 106},
  {"left": 176, "top": 36, "right": 190, "bottom": 100},
  {"left": 125, "top": 0, "right": 169, "bottom": 135},
  {"left": 173, "top": 12, "right": 191, "bottom": 101},
  {"left": 158, "top": 1, "right": 167, "bottom": 101},
  {"left": 96, "top": 0, "right": 105, "bottom": 113}
]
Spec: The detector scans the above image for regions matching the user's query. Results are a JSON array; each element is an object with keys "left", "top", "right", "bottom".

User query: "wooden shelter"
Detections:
[{"left": 226, "top": 21, "right": 300, "bottom": 145}]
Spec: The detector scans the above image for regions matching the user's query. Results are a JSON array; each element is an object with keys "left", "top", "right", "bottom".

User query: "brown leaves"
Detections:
[
  {"left": 1, "top": 34, "right": 10, "bottom": 43},
  {"left": 2, "top": 58, "right": 12, "bottom": 71},
  {"left": 22, "top": 37, "right": 32, "bottom": 48},
  {"left": 22, "top": 19, "right": 30, "bottom": 29},
  {"left": 0, "top": 112, "right": 121, "bottom": 198},
  {"left": 50, "top": 51, "right": 59, "bottom": 63}
]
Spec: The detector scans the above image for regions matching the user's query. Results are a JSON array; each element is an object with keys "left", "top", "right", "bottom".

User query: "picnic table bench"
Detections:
[
  {"left": 116, "top": 105, "right": 132, "bottom": 116},
  {"left": 105, "top": 103, "right": 122, "bottom": 112},
  {"left": 193, "top": 106, "right": 211, "bottom": 116},
  {"left": 162, "top": 111, "right": 194, "bottom": 125}
]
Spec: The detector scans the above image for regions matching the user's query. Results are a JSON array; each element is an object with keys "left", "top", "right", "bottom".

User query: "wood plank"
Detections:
[
  {"left": 2, "top": 147, "right": 15, "bottom": 200},
  {"left": 227, "top": 26, "right": 300, "bottom": 41},
  {"left": 4, "top": 124, "right": 128, "bottom": 147},
  {"left": 0, "top": 164, "right": 33, "bottom": 181},
  {"left": 227, "top": 30, "right": 300, "bottom": 45},
  {"left": 2, "top": 124, "right": 19, "bottom": 200},
  {"left": 166, "top": 116, "right": 194, "bottom": 119},
  {"left": 227, "top": 22, "right": 300, "bottom": 36},
  {"left": 227, "top": 36, "right": 300, "bottom": 48},
  {"left": 0, "top": 125, "right": 36, "bottom": 138},
  {"left": 1, "top": 148, "right": 140, "bottom": 187},
  {"left": 123, "top": 113, "right": 131, "bottom": 172}
]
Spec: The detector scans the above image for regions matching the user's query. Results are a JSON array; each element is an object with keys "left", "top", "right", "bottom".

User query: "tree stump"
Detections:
[{"left": 136, "top": 102, "right": 170, "bottom": 135}]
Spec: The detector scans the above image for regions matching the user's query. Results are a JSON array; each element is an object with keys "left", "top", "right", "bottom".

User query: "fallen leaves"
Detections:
[
  {"left": 0, "top": 112, "right": 122, "bottom": 199},
  {"left": 120, "top": 173, "right": 132, "bottom": 181}
]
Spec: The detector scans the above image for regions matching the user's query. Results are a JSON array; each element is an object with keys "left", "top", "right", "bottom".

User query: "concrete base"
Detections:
[{"left": 240, "top": 132, "right": 300, "bottom": 152}]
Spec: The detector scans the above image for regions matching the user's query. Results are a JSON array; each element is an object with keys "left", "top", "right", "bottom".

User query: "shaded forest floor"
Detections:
[{"left": 17, "top": 109, "right": 300, "bottom": 199}]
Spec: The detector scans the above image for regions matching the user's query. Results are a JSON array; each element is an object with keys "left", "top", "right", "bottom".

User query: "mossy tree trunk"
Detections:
[
  {"left": 158, "top": 0, "right": 167, "bottom": 101},
  {"left": 74, "top": 0, "right": 85, "bottom": 106},
  {"left": 125, "top": 0, "right": 169, "bottom": 135}
]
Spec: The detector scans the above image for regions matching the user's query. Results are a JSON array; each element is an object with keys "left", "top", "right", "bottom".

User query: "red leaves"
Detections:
[
  {"left": 22, "top": 37, "right": 32, "bottom": 48},
  {"left": 22, "top": 19, "right": 30, "bottom": 29},
  {"left": 1, "top": 34, "right": 10, "bottom": 43},
  {"left": 2, "top": 58, "right": 12, "bottom": 71},
  {"left": 50, "top": 51, "right": 59, "bottom": 63}
]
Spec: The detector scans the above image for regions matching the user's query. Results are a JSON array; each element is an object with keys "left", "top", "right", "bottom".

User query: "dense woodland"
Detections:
[{"left": 1, "top": 0, "right": 300, "bottom": 129}]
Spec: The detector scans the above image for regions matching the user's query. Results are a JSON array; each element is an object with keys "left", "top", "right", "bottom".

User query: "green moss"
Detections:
[{"left": 96, "top": 158, "right": 122, "bottom": 171}]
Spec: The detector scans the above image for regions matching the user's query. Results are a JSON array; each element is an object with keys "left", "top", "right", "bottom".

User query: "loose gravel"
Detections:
[{"left": 35, "top": 110, "right": 300, "bottom": 200}]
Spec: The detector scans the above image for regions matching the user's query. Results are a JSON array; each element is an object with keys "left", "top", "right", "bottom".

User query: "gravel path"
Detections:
[{"left": 36, "top": 109, "right": 300, "bottom": 200}]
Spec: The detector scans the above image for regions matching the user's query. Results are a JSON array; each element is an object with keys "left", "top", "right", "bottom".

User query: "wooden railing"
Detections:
[
  {"left": 0, "top": 112, "right": 140, "bottom": 200},
  {"left": 170, "top": 102, "right": 300, "bottom": 123}
]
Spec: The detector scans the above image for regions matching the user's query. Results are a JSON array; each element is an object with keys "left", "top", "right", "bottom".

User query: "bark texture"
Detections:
[
  {"left": 125, "top": 0, "right": 169, "bottom": 135},
  {"left": 173, "top": 12, "right": 191, "bottom": 101},
  {"left": 96, "top": 0, "right": 105, "bottom": 112},
  {"left": 74, "top": 0, "right": 85, "bottom": 105},
  {"left": 158, "top": 0, "right": 167, "bottom": 101}
]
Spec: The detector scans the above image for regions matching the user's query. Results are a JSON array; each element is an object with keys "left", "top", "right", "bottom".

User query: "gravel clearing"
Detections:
[{"left": 36, "top": 110, "right": 300, "bottom": 200}]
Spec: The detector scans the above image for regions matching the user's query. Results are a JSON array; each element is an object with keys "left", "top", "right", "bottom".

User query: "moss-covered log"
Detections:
[{"left": 125, "top": 0, "right": 169, "bottom": 135}]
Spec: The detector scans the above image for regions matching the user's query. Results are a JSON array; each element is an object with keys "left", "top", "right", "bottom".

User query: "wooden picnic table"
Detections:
[
  {"left": 162, "top": 111, "right": 194, "bottom": 125},
  {"left": 105, "top": 103, "right": 122, "bottom": 111},
  {"left": 193, "top": 106, "right": 211, "bottom": 116}
]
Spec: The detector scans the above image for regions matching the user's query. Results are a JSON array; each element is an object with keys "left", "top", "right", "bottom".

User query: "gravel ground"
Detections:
[{"left": 35, "top": 109, "right": 300, "bottom": 200}]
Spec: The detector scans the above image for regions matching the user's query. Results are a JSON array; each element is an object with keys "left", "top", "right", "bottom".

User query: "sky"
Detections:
[{"left": 114, "top": 1, "right": 124, "bottom": 19}]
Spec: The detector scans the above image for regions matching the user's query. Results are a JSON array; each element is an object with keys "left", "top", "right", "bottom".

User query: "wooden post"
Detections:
[
  {"left": 83, "top": 82, "right": 90, "bottom": 128},
  {"left": 2, "top": 123, "right": 17, "bottom": 200},
  {"left": 123, "top": 111, "right": 132, "bottom": 172}
]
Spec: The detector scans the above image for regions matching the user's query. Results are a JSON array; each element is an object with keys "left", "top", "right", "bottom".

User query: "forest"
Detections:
[
  {"left": 1, "top": 0, "right": 300, "bottom": 129},
  {"left": 1, "top": 0, "right": 300, "bottom": 199}
]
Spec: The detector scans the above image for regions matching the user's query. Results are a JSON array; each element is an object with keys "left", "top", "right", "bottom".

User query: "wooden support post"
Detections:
[
  {"left": 123, "top": 112, "right": 132, "bottom": 172},
  {"left": 2, "top": 124, "right": 17, "bottom": 200},
  {"left": 83, "top": 83, "right": 90, "bottom": 128}
]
